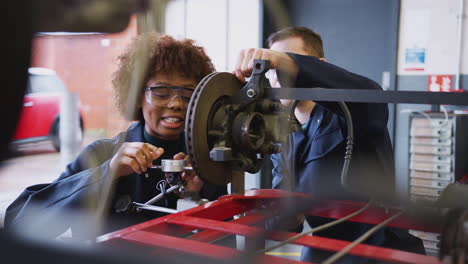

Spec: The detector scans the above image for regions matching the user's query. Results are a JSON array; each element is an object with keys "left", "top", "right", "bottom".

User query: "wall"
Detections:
[
  {"left": 394, "top": 0, "right": 468, "bottom": 197},
  {"left": 30, "top": 17, "right": 138, "bottom": 138},
  {"left": 165, "top": 0, "right": 261, "bottom": 71},
  {"left": 282, "top": 0, "right": 400, "bottom": 88},
  {"left": 398, "top": 0, "right": 467, "bottom": 76}
]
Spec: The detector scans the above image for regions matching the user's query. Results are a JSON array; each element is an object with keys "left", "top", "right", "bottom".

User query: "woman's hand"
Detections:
[
  {"left": 173, "top": 152, "right": 204, "bottom": 192},
  {"left": 110, "top": 142, "right": 164, "bottom": 178}
]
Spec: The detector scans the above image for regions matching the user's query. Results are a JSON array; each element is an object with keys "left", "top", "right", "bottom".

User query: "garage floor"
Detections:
[{"left": 0, "top": 141, "right": 61, "bottom": 227}]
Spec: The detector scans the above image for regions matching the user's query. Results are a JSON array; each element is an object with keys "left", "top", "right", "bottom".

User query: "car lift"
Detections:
[{"left": 97, "top": 189, "right": 442, "bottom": 264}]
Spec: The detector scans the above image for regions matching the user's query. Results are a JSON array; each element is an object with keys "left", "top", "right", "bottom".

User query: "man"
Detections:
[{"left": 233, "top": 27, "right": 424, "bottom": 263}]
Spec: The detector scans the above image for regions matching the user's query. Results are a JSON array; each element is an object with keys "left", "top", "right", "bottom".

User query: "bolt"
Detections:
[{"left": 247, "top": 89, "right": 256, "bottom": 98}]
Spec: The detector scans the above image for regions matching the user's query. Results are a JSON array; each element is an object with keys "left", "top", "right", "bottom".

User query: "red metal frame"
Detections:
[{"left": 97, "top": 189, "right": 442, "bottom": 264}]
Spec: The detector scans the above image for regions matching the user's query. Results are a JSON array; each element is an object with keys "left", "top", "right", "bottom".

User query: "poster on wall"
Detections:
[
  {"left": 428, "top": 75, "right": 452, "bottom": 92},
  {"left": 404, "top": 48, "right": 426, "bottom": 71},
  {"left": 401, "top": 9, "right": 430, "bottom": 72},
  {"left": 428, "top": 75, "right": 464, "bottom": 92}
]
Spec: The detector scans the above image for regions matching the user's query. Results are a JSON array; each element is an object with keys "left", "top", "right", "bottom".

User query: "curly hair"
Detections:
[{"left": 112, "top": 32, "right": 215, "bottom": 121}]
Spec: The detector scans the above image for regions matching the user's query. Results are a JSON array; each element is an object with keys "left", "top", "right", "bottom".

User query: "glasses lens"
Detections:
[{"left": 146, "top": 86, "right": 194, "bottom": 106}]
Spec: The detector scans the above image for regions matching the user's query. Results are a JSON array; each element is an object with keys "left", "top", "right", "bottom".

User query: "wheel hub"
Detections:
[{"left": 185, "top": 60, "right": 297, "bottom": 185}]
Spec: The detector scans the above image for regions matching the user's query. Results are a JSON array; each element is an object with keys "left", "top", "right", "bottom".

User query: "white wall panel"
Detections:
[
  {"left": 185, "top": 0, "right": 228, "bottom": 71},
  {"left": 165, "top": 0, "right": 260, "bottom": 72},
  {"left": 165, "top": 0, "right": 186, "bottom": 38},
  {"left": 398, "top": 0, "right": 468, "bottom": 75},
  {"left": 227, "top": 0, "right": 261, "bottom": 71}
]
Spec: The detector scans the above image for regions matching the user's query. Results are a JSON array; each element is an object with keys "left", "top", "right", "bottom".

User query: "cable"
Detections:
[
  {"left": 338, "top": 102, "right": 354, "bottom": 190},
  {"left": 157, "top": 180, "right": 168, "bottom": 207},
  {"left": 257, "top": 199, "right": 373, "bottom": 254},
  {"left": 400, "top": 105, "right": 450, "bottom": 128},
  {"left": 441, "top": 105, "right": 449, "bottom": 125},
  {"left": 157, "top": 180, "right": 167, "bottom": 194},
  {"left": 321, "top": 210, "right": 404, "bottom": 264},
  {"left": 287, "top": 99, "right": 300, "bottom": 192}
]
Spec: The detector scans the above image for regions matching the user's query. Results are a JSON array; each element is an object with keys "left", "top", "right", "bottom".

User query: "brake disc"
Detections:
[
  {"left": 185, "top": 72, "right": 242, "bottom": 185},
  {"left": 185, "top": 60, "right": 299, "bottom": 186}
]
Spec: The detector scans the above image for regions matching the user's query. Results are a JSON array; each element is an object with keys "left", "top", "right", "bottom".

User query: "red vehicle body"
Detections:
[{"left": 11, "top": 67, "right": 83, "bottom": 151}]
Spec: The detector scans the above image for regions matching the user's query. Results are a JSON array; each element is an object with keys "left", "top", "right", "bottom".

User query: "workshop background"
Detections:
[{"left": 1, "top": 0, "right": 467, "bottom": 256}]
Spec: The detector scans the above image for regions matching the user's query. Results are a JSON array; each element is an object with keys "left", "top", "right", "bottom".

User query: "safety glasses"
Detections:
[{"left": 145, "top": 86, "right": 194, "bottom": 107}]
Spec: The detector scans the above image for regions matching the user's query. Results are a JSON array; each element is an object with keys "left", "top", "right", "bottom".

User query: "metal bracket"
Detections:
[{"left": 231, "top": 59, "right": 271, "bottom": 108}]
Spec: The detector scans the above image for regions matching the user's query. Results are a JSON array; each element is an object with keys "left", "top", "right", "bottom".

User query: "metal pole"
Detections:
[
  {"left": 59, "top": 90, "right": 81, "bottom": 169},
  {"left": 455, "top": 0, "right": 465, "bottom": 90},
  {"left": 230, "top": 171, "right": 245, "bottom": 195}
]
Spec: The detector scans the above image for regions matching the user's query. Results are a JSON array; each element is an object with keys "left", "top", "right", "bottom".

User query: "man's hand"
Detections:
[
  {"left": 232, "top": 48, "right": 298, "bottom": 83},
  {"left": 110, "top": 142, "right": 164, "bottom": 178},
  {"left": 173, "top": 152, "right": 204, "bottom": 192}
]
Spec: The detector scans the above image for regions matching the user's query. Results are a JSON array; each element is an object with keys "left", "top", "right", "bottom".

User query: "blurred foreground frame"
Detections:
[
  {"left": 2, "top": 0, "right": 152, "bottom": 158},
  {"left": 3, "top": 1, "right": 468, "bottom": 263},
  {"left": 1, "top": 1, "right": 179, "bottom": 264},
  {"left": 32, "top": 0, "right": 149, "bottom": 33}
]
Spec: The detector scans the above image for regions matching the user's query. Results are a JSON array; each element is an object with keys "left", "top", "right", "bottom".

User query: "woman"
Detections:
[{"left": 5, "top": 32, "right": 227, "bottom": 238}]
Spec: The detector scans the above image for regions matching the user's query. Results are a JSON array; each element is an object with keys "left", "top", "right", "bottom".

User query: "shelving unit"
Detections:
[{"left": 408, "top": 113, "right": 468, "bottom": 253}]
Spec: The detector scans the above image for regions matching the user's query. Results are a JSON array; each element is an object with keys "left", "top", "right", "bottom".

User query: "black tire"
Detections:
[
  {"left": 49, "top": 117, "right": 84, "bottom": 152},
  {"left": 50, "top": 118, "right": 61, "bottom": 151}
]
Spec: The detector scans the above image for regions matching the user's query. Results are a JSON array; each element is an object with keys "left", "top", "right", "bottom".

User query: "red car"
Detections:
[{"left": 11, "top": 67, "right": 84, "bottom": 151}]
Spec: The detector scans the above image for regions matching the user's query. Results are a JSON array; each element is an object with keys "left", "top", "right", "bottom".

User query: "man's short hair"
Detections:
[{"left": 267, "top": 27, "right": 324, "bottom": 58}]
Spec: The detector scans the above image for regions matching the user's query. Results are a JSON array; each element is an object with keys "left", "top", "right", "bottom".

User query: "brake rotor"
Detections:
[{"left": 185, "top": 72, "right": 242, "bottom": 185}]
